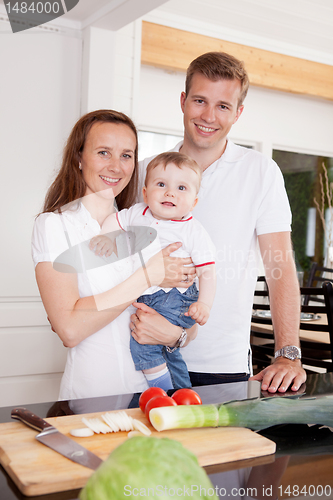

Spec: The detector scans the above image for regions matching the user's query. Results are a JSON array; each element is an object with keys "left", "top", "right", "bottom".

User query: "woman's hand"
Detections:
[
  {"left": 160, "top": 242, "right": 196, "bottom": 289},
  {"left": 130, "top": 302, "right": 197, "bottom": 347}
]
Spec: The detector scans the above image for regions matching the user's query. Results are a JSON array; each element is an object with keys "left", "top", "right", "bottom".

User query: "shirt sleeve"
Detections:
[
  {"left": 188, "top": 220, "right": 216, "bottom": 267},
  {"left": 31, "top": 212, "right": 70, "bottom": 267},
  {"left": 116, "top": 203, "right": 146, "bottom": 232},
  {"left": 256, "top": 159, "right": 292, "bottom": 236},
  {"left": 116, "top": 208, "right": 130, "bottom": 232}
]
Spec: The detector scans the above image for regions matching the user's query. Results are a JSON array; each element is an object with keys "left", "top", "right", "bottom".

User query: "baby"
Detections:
[{"left": 90, "top": 152, "right": 216, "bottom": 390}]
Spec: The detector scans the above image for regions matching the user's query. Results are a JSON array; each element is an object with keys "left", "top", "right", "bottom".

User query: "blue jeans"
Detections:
[
  {"left": 137, "top": 283, "right": 199, "bottom": 328},
  {"left": 130, "top": 284, "right": 198, "bottom": 389},
  {"left": 130, "top": 337, "right": 191, "bottom": 389}
]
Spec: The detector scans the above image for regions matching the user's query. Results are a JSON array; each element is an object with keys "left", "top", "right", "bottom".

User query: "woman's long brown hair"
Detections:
[{"left": 42, "top": 110, "right": 139, "bottom": 213}]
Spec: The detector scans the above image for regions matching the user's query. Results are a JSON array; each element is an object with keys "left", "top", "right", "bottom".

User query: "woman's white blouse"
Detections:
[{"left": 31, "top": 203, "right": 148, "bottom": 400}]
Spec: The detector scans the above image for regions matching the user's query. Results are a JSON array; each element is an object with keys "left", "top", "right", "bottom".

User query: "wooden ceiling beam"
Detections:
[{"left": 141, "top": 21, "right": 333, "bottom": 101}]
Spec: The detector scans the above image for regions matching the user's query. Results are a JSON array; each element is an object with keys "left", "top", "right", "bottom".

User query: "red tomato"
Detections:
[
  {"left": 139, "top": 387, "right": 167, "bottom": 413},
  {"left": 145, "top": 395, "right": 177, "bottom": 422},
  {"left": 171, "top": 388, "right": 202, "bottom": 405}
]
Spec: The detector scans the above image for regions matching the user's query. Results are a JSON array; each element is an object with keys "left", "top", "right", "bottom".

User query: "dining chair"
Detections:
[
  {"left": 251, "top": 278, "right": 333, "bottom": 374},
  {"left": 303, "top": 262, "right": 333, "bottom": 305}
]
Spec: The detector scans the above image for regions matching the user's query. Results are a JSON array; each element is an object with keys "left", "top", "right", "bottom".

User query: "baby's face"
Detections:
[{"left": 143, "top": 163, "right": 199, "bottom": 221}]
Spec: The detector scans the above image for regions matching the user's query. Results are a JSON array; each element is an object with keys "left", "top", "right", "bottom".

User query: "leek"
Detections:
[{"left": 149, "top": 396, "right": 333, "bottom": 432}]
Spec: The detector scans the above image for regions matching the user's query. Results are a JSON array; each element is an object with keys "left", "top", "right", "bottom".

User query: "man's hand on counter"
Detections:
[{"left": 249, "top": 357, "right": 307, "bottom": 393}]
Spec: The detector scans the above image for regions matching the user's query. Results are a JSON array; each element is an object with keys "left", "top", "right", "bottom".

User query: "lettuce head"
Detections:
[{"left": 80, "top": 436, "right": 218, "bottom": 499}]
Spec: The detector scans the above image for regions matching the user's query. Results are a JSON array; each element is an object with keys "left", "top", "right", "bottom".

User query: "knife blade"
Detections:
[{"left": 11, "top": 407, "right": 103, "bottom": 470}]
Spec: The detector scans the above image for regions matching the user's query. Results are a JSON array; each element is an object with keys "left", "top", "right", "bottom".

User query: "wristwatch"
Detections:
[
  {"left": 166, "top": 328, "right": 187, "bottom": 353},
  {"left": 274, "top": 345, "right": 301, "bottom": 361}
]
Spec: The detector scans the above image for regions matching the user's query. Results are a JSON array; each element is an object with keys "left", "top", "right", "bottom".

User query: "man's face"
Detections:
[{"left": 181, "top": 73, "right": 244, "bottom": 155}]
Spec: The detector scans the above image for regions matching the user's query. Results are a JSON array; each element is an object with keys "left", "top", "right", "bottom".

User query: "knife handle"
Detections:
[{"left": 11, "top": 408, "right": 53, "bottom": 432}]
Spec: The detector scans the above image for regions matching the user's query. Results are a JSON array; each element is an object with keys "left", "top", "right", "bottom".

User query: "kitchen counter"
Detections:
[{"left": 1, "top": 372, "right": 333, "bottom": 500}]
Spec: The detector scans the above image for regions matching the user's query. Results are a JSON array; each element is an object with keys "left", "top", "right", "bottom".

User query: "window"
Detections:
[
  {"left": 138, "top": 131, "right": 182, "bottom": 161},
  {"left": 138, "top": 130, "right": 255, "bottom": 159},
  {"left": 273, "top": 150, "right": 333, "bottom": 276}
]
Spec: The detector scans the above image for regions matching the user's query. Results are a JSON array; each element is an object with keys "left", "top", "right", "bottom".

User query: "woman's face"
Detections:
[{"left": 80, "top": 121, "right": 137, "bottom": 199}]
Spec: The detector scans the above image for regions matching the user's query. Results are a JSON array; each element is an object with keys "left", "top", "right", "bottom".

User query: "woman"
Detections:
[{"left": 32, "top": 110, "right": 196, "bottom": 400}]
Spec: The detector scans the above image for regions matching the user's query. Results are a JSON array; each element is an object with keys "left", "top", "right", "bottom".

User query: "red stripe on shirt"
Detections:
[
  {"left": 196, "top": 261, "right": 215, "bottom": 267},
  {"left": 142, "top": 205, "right": 192, "bottom": 222},
  {"left": 116, "top": 212, "right": 125, "bottom": 231},
  {"left": 171, "top": 216, "right": 193, "bottom": 222}
]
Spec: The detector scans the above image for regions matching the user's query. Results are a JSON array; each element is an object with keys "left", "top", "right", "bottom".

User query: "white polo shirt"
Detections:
[
  {"left": 31, "top": 203, "right": 148, "bottom": 400},
  {"left": 116, "top": 202, "right": 216, "bottom": 295},
  {"left": 139, "top": 140, "right": 291, "bottom": 374}
]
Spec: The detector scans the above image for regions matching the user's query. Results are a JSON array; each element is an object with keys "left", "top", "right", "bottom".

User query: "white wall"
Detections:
[
  {"left": 81, "top": 22, "right": 141, "bottom": 118},
  {"left": 0, "top": 29, "right": 82, "bottom": 406},
  {"left": 137, "top": 65, "right": 333, "bottom": 159},
  {"left": 0, "top": 19, "right": 142, "bottom": 407},
  {"left": 234, "top": 86, "right": 333, "bottom": 158}
]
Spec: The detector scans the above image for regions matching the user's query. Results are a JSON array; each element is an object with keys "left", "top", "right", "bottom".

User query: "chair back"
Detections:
[
  {"left": 303, "top": 262, "right": 333, "bottom": 305},
  {"left": 251, "top": 278, "right": 333, "bottom": 373}
]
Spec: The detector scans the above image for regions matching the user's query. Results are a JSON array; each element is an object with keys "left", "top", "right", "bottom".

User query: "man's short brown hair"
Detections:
[
  {"left": 145, "top": 152, "right": 202, "bottom": 192},
  {"left": 185, "top": 51, "right": 249, "bottom": 108}
]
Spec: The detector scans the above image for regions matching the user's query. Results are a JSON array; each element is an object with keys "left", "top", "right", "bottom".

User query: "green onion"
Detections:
[{"left": 149, "top": 396, "right": 333, "bottom": 432}]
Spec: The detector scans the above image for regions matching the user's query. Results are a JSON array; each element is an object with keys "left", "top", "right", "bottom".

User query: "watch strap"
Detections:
[
  {"left": 275, "top": 345, "right": 301, "bottom": 360},
  {"left": 166, "top": 328, "right": 187, "bottom": 353}
]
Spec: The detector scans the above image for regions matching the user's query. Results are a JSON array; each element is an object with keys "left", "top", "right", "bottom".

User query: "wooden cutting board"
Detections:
[{"left": 0, "top": 407, "right": 276, "bottom": 496}]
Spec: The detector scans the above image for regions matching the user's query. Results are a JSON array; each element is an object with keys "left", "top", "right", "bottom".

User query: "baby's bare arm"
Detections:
[{"left": 186, "top": 264, "right": 216, "bottom": 326}]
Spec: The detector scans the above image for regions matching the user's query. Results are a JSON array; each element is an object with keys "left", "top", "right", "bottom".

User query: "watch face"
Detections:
[{"left": 285, "top": 346, "right": 301, "bottom": 360}]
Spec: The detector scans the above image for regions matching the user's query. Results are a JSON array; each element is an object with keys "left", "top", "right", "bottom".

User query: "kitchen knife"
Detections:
[{"left": 11, "top": 407, "right": 103, "bottom": 470}]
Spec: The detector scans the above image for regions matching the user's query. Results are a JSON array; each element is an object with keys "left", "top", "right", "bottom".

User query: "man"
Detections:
[{"left": 132, "top": 51, "right": 306, "bottom": 393}]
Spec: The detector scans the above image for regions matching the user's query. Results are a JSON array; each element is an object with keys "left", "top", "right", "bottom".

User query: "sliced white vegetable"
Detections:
[
  {"left": 81, "top": 411, "right": 144, "bottom": 435},
  {"left": 120, "top": 411, "right": 133, "bottom": 431},
  {"left": 111, "top": 412, "right": 123, "bottom": 431},
  {"left": 70, "top": 427, "right": 94, "bottom": 438},
  {"left": 127, "top": 430, "right": 143, "bottom": 438},
  {"left": 82, "top": 417, "right": 112, "bottom": 434},
  {"left": 132, "top": 419, "right": 152, "bottom": 436},
  {"left": 116, "top": 412, "right": 128, "bottom": 431},
  {"left": 82, "top": 417, "right": 100, "bottom": 434},
  {"left": 101, "top": 411, "right": 135, "bottom": 432},
  {"left": 89, "top": 418, "right": 102, "bottom": 434},
  {"left": 101, "top": 413, "right": 118, "bottom": 432},
  {"left": 96, "top": 420, "right": 113, "bottom": 434}
]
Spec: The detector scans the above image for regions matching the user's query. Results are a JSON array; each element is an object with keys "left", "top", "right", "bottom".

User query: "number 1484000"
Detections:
[
  {"left": 5, "top": 2, "right": 61, "bottom": 14},
  {"left": 278, "top": 485, "right": 332, "bottom": 497}
]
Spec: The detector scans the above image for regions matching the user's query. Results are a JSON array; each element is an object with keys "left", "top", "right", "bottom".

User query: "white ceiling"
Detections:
[
  {"left": 47, "top": 0, "right": 333, "bottom": 26},
  {"left": 1, "top": 0, "right": 332, "bottom": 61},
  {"left": 0, "top": 0, "right": 169, "bottom": 30},
  {"left": 65, "top": 0, "right": 169, "bottom": 30},
  {"left": 150, "top": 0, "right": 333, "bottom": 61}
]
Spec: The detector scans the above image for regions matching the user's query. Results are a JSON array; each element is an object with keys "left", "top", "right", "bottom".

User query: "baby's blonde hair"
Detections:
[{"left": 145, "top": 152, "right": 202, "bottom": 192}]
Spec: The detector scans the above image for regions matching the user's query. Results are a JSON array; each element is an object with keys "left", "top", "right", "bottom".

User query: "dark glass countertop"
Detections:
[{"left": 1, "top": 373, "right": 333, "bottom": 500}]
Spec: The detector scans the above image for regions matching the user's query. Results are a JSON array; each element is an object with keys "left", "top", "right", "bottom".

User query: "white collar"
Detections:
[{"left": 142, "top": 205, "right": 193, "bottom": 223}]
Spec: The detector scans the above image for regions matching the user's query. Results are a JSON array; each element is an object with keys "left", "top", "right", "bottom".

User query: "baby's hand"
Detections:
[
  {"left": 89, "top": 235, "right": 116, "bottom": 257},
  {"left": 185, "top": 301, "right": 210, "bottom": 326}
]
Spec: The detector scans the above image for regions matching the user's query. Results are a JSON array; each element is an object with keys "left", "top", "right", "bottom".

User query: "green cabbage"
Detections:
[{"left": 80, "top": 436, "right": 218, "bottom": 499}]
